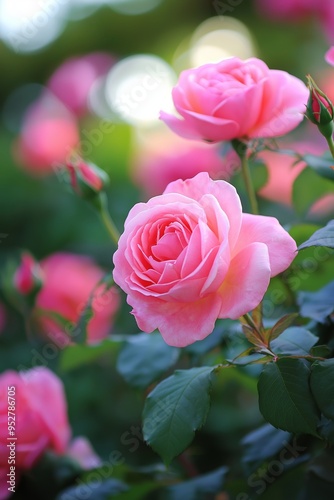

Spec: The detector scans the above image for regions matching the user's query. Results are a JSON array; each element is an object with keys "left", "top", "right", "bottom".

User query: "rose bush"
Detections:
[
  {"left": 36, "top": 253, "right": 120, "bottom": 346},
  {"left": 113, "top": 173, "right": 297, "bottom": 347},
  {"left": 0, "top": 368, "right": 70, "bottom": 499},
  {"left": 160, "top": 57, "right": 308, "bottom": 143}
]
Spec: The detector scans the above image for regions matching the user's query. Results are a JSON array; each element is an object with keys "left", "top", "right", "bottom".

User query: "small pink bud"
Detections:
[
  {"left": 65, "top": 159, "right": 108, "bottom": 200},
  {"left": 14, "top": 253, "right": 43, "bottom": 295},
  {"left": 306, "top": 75, "right": 334, "bottom": 138}
]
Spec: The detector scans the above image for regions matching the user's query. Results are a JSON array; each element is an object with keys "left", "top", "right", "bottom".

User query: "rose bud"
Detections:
[
  {"left": 65, "top": 159, "right": 109, "bottom": 201},
  {"left": 306, "top": 75, "right": 334, "bottom": 139},
  {"left": 13, "top": 252, "right": 43, "bottom": 296}
]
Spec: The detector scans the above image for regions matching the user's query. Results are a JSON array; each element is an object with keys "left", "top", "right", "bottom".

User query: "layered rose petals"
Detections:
[
  {"left": 160, "top": 57, "right": 308, "bottom": 143},
  {"left": 113, "top": 173, "right": 297, "bottom": 347}
]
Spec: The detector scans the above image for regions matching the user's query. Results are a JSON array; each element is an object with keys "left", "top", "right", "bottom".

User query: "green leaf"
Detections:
[
  {"left": 57, "top": 478, "right": 128, "bottom": 500},
  {"left": 269, "top": 313, "right": 299, "bottom": 342},
  {"left": 270, "top": 327, "right": 318, "bottom": 356},
  {"left": 318, "top": 416, "right": 334, "bottom": 444},
  {"left": 298, "top": 220, "right": 334, "bottom": 250},
  {"left": 310, "top": 359, "right": 334, "bottom": 419},
  {"left": 258, "top": 358, "right": 320, "bottom": 436},
  {"left": 298, "top": 281, "right": 334, "bottom": 323},
  {"left": 116, "top": 332, "right": 180, "bottom": 389},
  {"left": 60, "top": 338, "right": 119, "bottom": 371},
  {"left": 310, "top": 345, "right": 331, "bottom": 358},
  {"left": 143, "top": 366, "right": 215, "bottom": 465},
  {"left": 164, "top": 466, "right": 228, "bottom": 500},
  {"left": 301, "top": 152, "right": 334, "bottom": 182},
  {"left": 292, "top": 167, "right": 334, "bottom": 216},
  {"left": 241, "top": 423, "right": 291, "bottom": 472}
]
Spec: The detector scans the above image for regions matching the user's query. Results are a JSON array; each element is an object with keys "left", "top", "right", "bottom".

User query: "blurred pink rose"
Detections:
[
  {"left": 255, "top": 0, "right": 334, "bottom": 42},
  {"left": 160, "top": 57, "right": 308, "bottom": 143},
  {"left": 258, "top": 143, "right": 334, "bottom": 216},
  {"left": 47, "top": 52, "right": 116, "bottom": 117},
  {"left": 325, "top": 46, "right": 334, "bottom": 67},
  {"left": 113, "top": 172, "right": 297, "bottom": 347},
  {"left": 15, "top": 96, "right": 79, "bottom": 176},
  {"left": 0, "top": 367, "right": 70, "bottom": 499},
  {"left": 36, "top": 253, "right": 120, "bottom": 346},
  {"left": 0, "top": 303, "right": 6, "bottom": 334},
  {"left": 67, "top": 437, "right": 101, "bottom": 470},
  {"left": 131, "top": 130, "right": 239, "bottom": 196}
]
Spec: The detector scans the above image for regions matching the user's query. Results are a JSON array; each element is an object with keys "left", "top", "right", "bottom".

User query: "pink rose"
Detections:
[
  {"left": 15, "top": 96, "right": 79, "bottom": 176},
  {"left": 131, "top": 130, "right": 239, "bottom": 197},
  {"left": 113, "top": 173, "right": 297, "bottom": 347},
  {"left": 160, "top": 57, "right": 308, "bottom": 143},
  {"left": 47, "top": 52, "right": 116, "bottom": 117},
  {"left": 36, "top": 253, "right": 120, "bottom": 346},
  {"left": 0, "top": 367, "right": 70, "bottom": 498}
]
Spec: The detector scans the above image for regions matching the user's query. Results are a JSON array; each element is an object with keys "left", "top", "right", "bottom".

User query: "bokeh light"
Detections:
[
  {"left": 173, "top": 16, "right": 257, "bottom": 71},
  {"left": 105, "top": 54, "right": 176, "bottom": 126},
  {"left": 0, "top": 0, "right": 68, "bottom": 52}
]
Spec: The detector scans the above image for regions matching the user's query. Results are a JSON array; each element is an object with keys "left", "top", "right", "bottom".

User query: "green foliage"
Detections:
[
  {"left": 164, "top": 466, "right": 228, "bottom": 500},
  {"left": 298, "top": 220, "right": 334, "bottom": 250},
  {"left": 142, "top": 367, "right": 216, "bottom": 464},
  {"left": 270, "top": 327, "right": 318, "bottom": 356},
  {"left": 60, "top": 339, "right": 120, "bottom": 371},
  {"left": 298, "top": 281, "right": 334, "bottom": 322},
  {"left": 301, "top": 152, "right": 334, "bottom": 182},
  {"left": 116, "top": 332, "right": 180, "bottom": 389},
  {"left": 258, "top": 359, "right": 320, "bottom": 436},
  {"left": 292, "top": 167, "right": 334, "bottom": 216},
  {"left": 310, "top": 359, "right": 334, "bottom": 420}
]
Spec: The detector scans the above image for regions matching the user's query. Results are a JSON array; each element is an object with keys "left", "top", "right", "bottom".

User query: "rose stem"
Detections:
[
  {"left": 98, "top": 193, "right": 120, "bottom": 245},
  {"left": 231, "top": 139, "right": 259, "bottom": 215},
  {"left": 326, "top": 136, "right": 334, "bottom": 159}
]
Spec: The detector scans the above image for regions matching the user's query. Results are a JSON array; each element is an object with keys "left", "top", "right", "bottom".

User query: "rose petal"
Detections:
[
  {"left": 128, "top": 292, "right": 222, "bottom": 347},
  {"left": 218, "top": 242, "right": 271, "bottom": 319},
  {"left": 232, "top": 214, "right": 297, "bottom": 277}
]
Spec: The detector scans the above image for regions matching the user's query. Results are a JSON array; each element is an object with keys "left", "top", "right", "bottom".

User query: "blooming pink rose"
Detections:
[
  {"left": 113, "top": 172, "right": 297, "bottom": 347},
  {"left": 131, "top": 130, "right": 239, "bottom": 197},
  {"left": 47, "top": 52, "right": 116, "bottom": 117},
  {"left": 36, "top": 253, "right": 120, "bottom": 346},
  {"left": 15, "top": 97, "right": 79, "bottom": 176},
  {"left": 0, "top": 367, "right": 70, "bottom": 498},
  {"left": 160, "top": 57, "right": 308, "bottom": 143}
]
